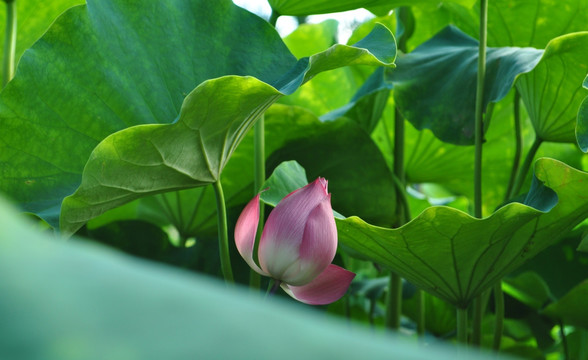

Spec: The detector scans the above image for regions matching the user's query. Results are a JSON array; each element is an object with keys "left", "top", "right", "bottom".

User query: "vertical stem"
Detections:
[
  {"left": 2, "top": 0, "right": 16, "bottom": 87},
  {"left": 471, "top": 0, "right": 488, "bottom": 346},
  {"left": 474, "top": 0, "right": 488, "bottom": 220},
  {"left": 385, "top": 272, "right": 402, "bottom": 329},
  {"left": 268, "top": 10, "right": 279, "bottom": 27},
  {"left": 508, "top": 137, "right": 543, "bottom": 199},
  {"left": 504, "top": 91, "right": 522, "bottom": 201},
  {"left": 560, "top": 321, "right": 569, "bottom": 360},
  {"left": 250, "top": 115, "right": 265, "bottom": 290},
  {"left": 457, "top": 307, "right": 468, "bottom": 345},
  {"left": 492, "top": 282, "right": 504, "bottom": 350},
  {"left": 213, "top": 178, "right": 234, "bottom": 283}
]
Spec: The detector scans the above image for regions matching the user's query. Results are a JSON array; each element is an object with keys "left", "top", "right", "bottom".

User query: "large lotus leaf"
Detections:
[
  {"left": 60, "top": 23, "right": 397, "bottom": 236},
  {"left": 0, "top": 0, "right": 85, "bottom": 81},
  {"left": 0, "top": 0, "right": 395, "bottom": 232},
  {"left": 391, "top": 25, "right": 544, "bottom": 145},
  {"left": 542, "top": 280, "right": 588, "bottom": 330},
  {"left": 516, "top": 32, "right": 588, "bottom": 144},
  {"left": 0, "top": 198, "right": 509, "bottom": 360},
  {"left": 338, "top": 158, "right": 588, "bottom": 308},
  {"left": 267, "top": 0, "right": 475, "bottom": 16},
  {"left": 0, "top": 0, "right": 296, "bottom": 225},
  {"left": 576, "top": 75, "right": 588, "bottom": 152}
]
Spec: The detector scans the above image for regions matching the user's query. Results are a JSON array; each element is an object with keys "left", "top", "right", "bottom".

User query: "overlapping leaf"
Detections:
[
  {"left": 0, "top": 0, "right": 396, "bottom": 234},
  {"left": 516, "top": 32, "right": 588, "bottom": 144},
  {"left": 391, "top": 26, "right": 544, "bottom": 145},
  {"left": 338, "top": 158, "right": 588, "bottom": 307}
]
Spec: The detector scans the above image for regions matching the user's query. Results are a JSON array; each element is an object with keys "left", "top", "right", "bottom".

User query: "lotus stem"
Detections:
[
  {"left": 213, "top": 178, "right": 234, "bottom": 283},
  {"left": 457, "top": 306, "right": 468, "bottom": 345},
  {"left": 417, "top": 289, "right": 425, "bottom": 336},
  {"left": 504, "top": 91, "right": 523, "bottom": 201},
  {"left": 385, "top": 272, "right": 402, "bottom": 329},
  {"left": 250, "top": 114, "right": 266, "bottom": 290},
  {"left": 471, "top": 0, "right": 488, "bottom": 346},
  {"left": 2, "top": 0, "right": 16, "bottom": 87},
  {"left": 492, "top": 282, "right": 504, "bottom": 350}
]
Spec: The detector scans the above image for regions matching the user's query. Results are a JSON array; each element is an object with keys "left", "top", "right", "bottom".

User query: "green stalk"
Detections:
[
  {"left": 508, "top": 137, "right": 543, "bottom": 199},
  {"left": 385, "top": 272, "right": 402, "bottom": 329},
  {"left": 471, "top": 0, "right": 488, "bottom": 346},
  {"left": 268, "top": 10, "right": 279, "bottom": 27},
  {"left": 2, "top": 0, "right": 16, "bottom": 87},
  {"left": 250, "top": 115, "right": 265, "bottom": 290},
  {"left": 492, "top": 282, "right": 504, "bottom": 350},
  {"left": 213, "top": 178, "right": 234, "bottom": 283},
  {"left": 504, "top": 91, "right": 522, "bottom": 201},
  {"left": 457, "top": 307, "right": 468, "bottom": 344},
  {"left": 385, "top": 106, "right": 406, "bottom": 330}
]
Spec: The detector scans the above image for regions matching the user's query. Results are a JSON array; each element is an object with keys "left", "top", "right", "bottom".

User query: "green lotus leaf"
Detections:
[
  {"left": 516, "top": 32, "right": 588, "bottom": 144},
  {"left": 391, "top": 25, "right": 544, "bottom": 145},
  {"left": 0, "top": 197, "right": 508, "bottom": 360},
  {"left": 337, "top": 158, "right": 588, "bottom": 307},
  {"left": 267, "top": 0, "right": 475, "bottom": 16},
  {"left": 61, "top": 24, "right": 397, "bottom": 236},
  {"left": 502, "top": 271, "right": 554, "bottom": 310},
  {"left": 542, "top": 280, "right": 588, "bottom": 330},
  {"left": 576, "top": 75, "right": 588, "bottom": 152},
  {"left": 0, "top": 0, "right": 395, "bottom": 233}
]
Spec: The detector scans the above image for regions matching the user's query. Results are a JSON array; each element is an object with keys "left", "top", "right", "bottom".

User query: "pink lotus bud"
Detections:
[{"left": 234, "top": 178, "right": 355, "bottom": 305}]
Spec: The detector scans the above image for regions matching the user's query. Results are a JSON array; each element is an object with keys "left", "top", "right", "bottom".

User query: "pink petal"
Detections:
[
  {"left": 281, "top": 264, "right": 356, "bottom": 305},
  {"left": 258, "top": 178, "right": 329, "bottom": 279},
  {"left": 280, "top": 195, "right": 337, "bottom": 285},
  {"left": 234, "top": 194, "right": 268, "bottom": 276}
]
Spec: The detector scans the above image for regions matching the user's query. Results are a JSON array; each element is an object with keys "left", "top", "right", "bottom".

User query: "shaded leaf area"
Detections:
[
  {"left": 338, "top": 158, "right": 588, "bottom": 308},
  {"left": 391, "top": 25, "right": 543, "bottom": 145},
  {"left": 0, "top": 198, "right": 508, "bottom": 360},
  {"left": 0, "top": 0, "right": 85, "bottom": 81},
  {"left": 0, "top": 0, "right": 296, "bottom": 226},
  {"left": 576, "top": 75, "right": 588, "bottom": 152},
  {"left": 89, "top": 104, "right": 397, "bottom": 238},
  {"left": 372, "top": 91, "right": 540, "bottom": 214},
  {"left": 265, "top": 107, "right": 397, "bottom": 227},
  {"left": 542, "top": 280, "right": 588, "bottom": 330},
  {"left": 403, "top": 290, "right": 456, "bottom": 336},
  {"left": 267, "top": 0, "right": 475, "bottom": 16},
  {"left": 502, "top": 271, "right": 554, "bottom": 310},
  {"left": 516, "top": 32, "right": 588, "bottom": 144},
  {"left": 512, "top": 232, "right": 588, "bottom": 299}
]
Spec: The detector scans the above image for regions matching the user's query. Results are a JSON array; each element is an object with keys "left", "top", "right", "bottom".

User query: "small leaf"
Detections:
[
  {"left": 391, "top": 26, "right": 544, "bottom": 145},
  {"left": 260, "top": 161, "right": 309, "bottom": 208},
  {"left": 542, "top": 280, "right": 588, "bottom": 330}
]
